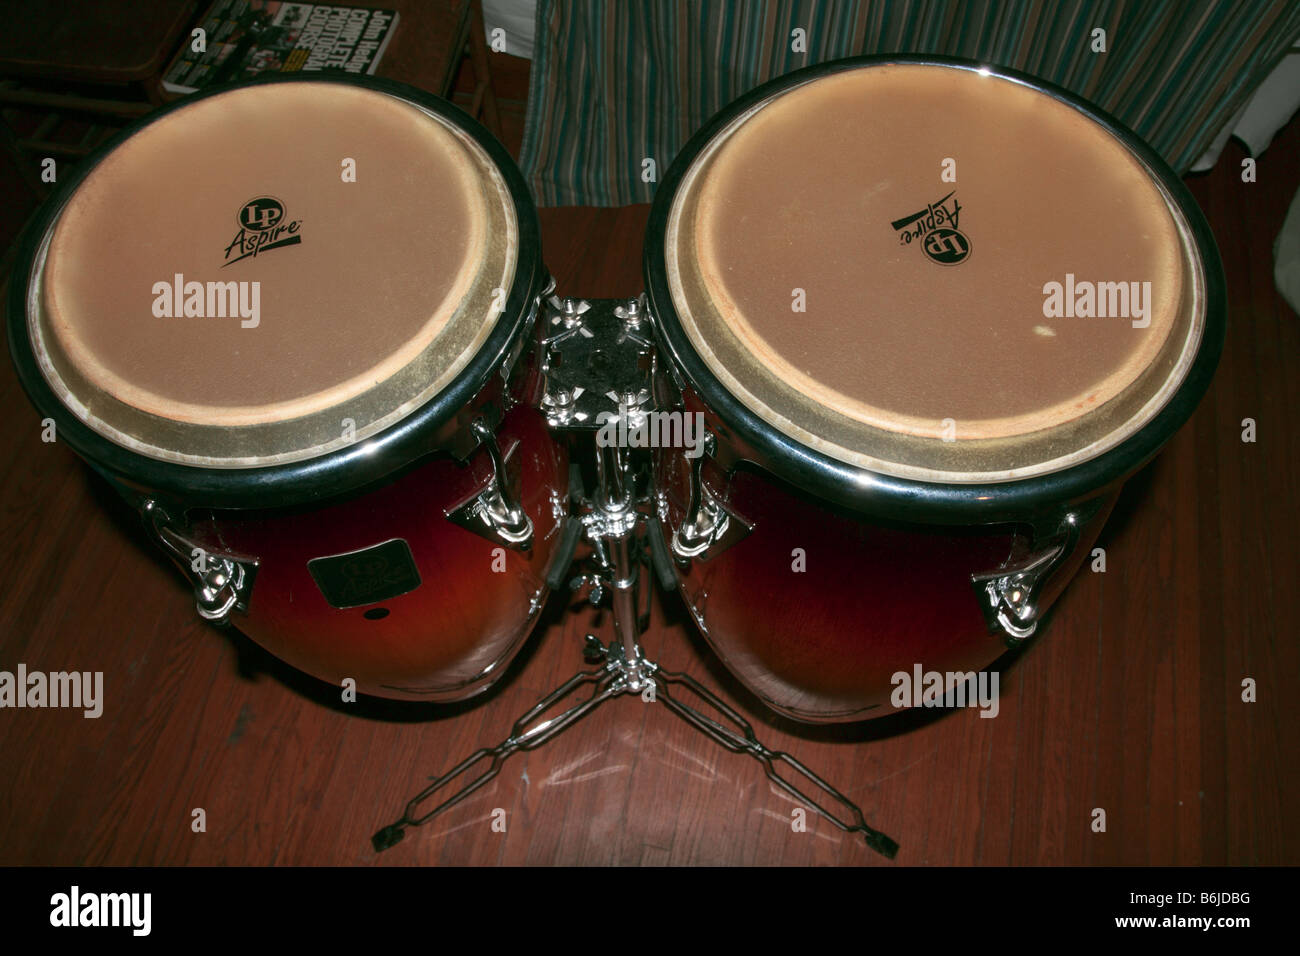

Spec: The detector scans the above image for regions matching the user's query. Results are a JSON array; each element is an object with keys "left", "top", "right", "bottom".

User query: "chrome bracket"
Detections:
[
  {"left": 445, "top": 419, "right": 534, "bottom": 550},
  {"left": 971, "top": 498, "right": 1105, "bottom": 646},
  {"left": 141, "top": 499, "right": 258, "bottom": 626},
  {"left": 599, "top": 635, "right": 659, "bottom": 693},
  {"left": 671, "top": 433, "right": 751, "bottom": 561},
  {"left": 671, "top": 484, "right": 752, "bottom": 561},
  {"left": 972, "top": 548, "right": 1064, "bottom": 644},
  {"left": 539, "top": 295, "right": 656, "bottom": 430}
]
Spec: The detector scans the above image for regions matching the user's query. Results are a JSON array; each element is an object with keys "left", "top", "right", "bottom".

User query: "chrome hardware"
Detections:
[
  {"left": 371, "top": 625, "right": 897, "bottom": 858},
  {"left": 578, "top": 445, "right": 638, "bottom": 542},
  {"left": 971, "top": 498, "right": 1106, "bottom": 646},
  {"left": 540, "top": 296, "right": 656, "bottom": 429},
  {"left": 550, "top": 294, "right": 591, "bottom": 328},
  {"left": 671, "top": 432, "right": 751, "bottom": 561},
  {"left": 445, "top": 419, "right": 534, "bottom": 550},
  {"left": 582, "top": 504, "right": 638, "bottom": 540},
  {"left": 141, "top": 499, "right": 257, "bottom": 626},
  {"left": 672, "top": 485, "right": 729, "bottom": 559},
  {"left": 614, "top": 294, "right": 647, "bottom": 331},
  {"left": 548, "top": 488, "right": 567, "bottom": 528},
  {"left": 674, "top": 433, "right": 713, "bottom": 554},
  {"left": 569, "top": 573, "right": 605, "bottom": 607},
  {"left": 540, "top": 384, "right": 578, "bottom": 426},
  {"left": 582, "top": 633, "right": 607, "bottom": 663},
  {"left": 616, "top": 386, "right": 650, "bottom": 413},
  {"left": 600, "top": 638, "right": 657, "bottom": 693},
  {"left": 973, "top": 549, "right": 1062, "bottom": 643}
]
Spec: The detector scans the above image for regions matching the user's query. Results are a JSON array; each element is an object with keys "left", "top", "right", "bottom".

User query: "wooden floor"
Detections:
[{"left": 0, "top": 53, "right": 1297, "bottom": 866}]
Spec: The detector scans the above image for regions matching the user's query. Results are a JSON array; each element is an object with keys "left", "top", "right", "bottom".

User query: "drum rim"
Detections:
[
  {"left": 644, "top": 54, "right": 1226, "bottom": 524},
  {"left": 6, "top": 72, "right": 545, "bottom": 510}
]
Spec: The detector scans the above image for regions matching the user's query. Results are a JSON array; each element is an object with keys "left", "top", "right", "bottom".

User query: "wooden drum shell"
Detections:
[
  {"left": 654, "top": 388, "right": 1117, "bottom": 723},
  {"left": 182, "top": 401, "right": 566, "bottom": 703}
]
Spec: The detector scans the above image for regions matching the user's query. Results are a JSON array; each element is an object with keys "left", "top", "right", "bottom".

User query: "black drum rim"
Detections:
[
  {"left": 6, "top": 72, "right": 545, "bottom": 510},
  {"left": 643, "top": 53, "right": 1226, "bottom": 525}
]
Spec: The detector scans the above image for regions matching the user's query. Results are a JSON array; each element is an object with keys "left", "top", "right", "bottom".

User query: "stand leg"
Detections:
[
  {"left": 372, "top": 665, "right": 624, "bottom": 851},
  {"left": 652, "top": 668, "right": 899, "bottom": 858}
]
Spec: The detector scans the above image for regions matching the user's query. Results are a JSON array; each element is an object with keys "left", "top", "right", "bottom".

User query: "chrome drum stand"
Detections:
[{"left": 371, "top": 296, "right": 899, "bottom": 859}]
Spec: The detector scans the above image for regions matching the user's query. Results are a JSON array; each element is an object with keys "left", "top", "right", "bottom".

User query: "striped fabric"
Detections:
[{"left": 519, "top": 0, "right": 1300, "bottom": 206}]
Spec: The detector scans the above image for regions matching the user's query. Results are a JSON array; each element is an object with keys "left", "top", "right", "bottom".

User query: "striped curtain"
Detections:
[{"left": 519, "top": 0, "right": 1300, "bottom": 206}]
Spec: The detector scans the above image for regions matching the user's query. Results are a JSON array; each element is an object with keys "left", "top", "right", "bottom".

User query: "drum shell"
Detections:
[
  {"left": 178, "top": 400, "right": 566, "bottom": 702},
  {"left": 639, "top": 55, "right": 1224, "bottom": 725},
  {"left": 655, "top": 388, "right": 1116, "bottom": 723}
]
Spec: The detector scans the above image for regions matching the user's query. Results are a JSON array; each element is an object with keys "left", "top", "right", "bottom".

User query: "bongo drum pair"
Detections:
[{"left": 6, "top": 57, "right": 1224, "bottom": 853}]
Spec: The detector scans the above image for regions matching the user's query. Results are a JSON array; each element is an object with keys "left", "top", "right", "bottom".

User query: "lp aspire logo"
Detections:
[
  {"left": 223, "top": 196, "right": 302, "bottom": 266},
  {"left": 890, "top": 191, "right": 971, "bottom": 265}
]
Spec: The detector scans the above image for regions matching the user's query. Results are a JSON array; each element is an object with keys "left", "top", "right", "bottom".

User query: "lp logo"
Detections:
[
  {"left": 239, "top": 197, "right": 285, "bottom": 232},
  {"left": 923, "top": 227, "right": 971, "bottom": 265}
]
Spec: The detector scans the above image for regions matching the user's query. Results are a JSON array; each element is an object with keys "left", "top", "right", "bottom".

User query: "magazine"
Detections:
[{"left": 162, "top": 1, "right": 399, "bottom": 95}]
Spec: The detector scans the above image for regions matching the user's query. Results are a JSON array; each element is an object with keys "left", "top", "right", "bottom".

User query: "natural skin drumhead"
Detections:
[
  {"left": 667, "top": 64, "right": 1203, "bottom": 482},
  {"left": 28, "top": 82, "right": 517, "bottom": 466}
]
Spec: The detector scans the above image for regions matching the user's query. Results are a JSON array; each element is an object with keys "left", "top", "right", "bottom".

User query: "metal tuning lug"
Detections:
[
  {"left": 671, "top": 433, "right": 751, "bottom": 562},
  {"left": 972, "top": 549, "right": 1063, "bottom": 644},
  {"left": 971, "top": 498, "right": 1106, "bottom": 646},
  {"left": 446, "top": 418, "right": 534, "bottom": 550},
  {"left": 141, "top": 499, "right": 258, "bottom": 626}
]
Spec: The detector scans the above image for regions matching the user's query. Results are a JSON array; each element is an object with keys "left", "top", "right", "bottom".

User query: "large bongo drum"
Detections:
[
  {"left": 7, "top": 76, "right": 567, "bottom": 702},
  {"left": 646, "top": 57, "right": 1225, "bottom": 722}
]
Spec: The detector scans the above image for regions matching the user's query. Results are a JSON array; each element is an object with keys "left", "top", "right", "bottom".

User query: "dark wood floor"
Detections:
[{"left": 0, "top": 48, "right": 1296, "bottom": 866}]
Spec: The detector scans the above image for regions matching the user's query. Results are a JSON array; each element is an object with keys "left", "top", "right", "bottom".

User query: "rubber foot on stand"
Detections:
[{"left": 372, "top": 825, "right": 405, "bottom": 852}]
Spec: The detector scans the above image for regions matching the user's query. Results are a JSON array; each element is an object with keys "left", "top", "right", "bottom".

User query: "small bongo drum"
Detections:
[
  {"left": 646, "top": 57, "right": 1225, "bottom": 722},
  {"left": 7, "top": 76, "right": 566, "bottom": 701}
]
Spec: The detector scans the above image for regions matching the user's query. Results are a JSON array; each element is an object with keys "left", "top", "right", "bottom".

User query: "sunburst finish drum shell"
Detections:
[{"left": 645, "top": 57, "right": 1225, "bottom": 721}]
